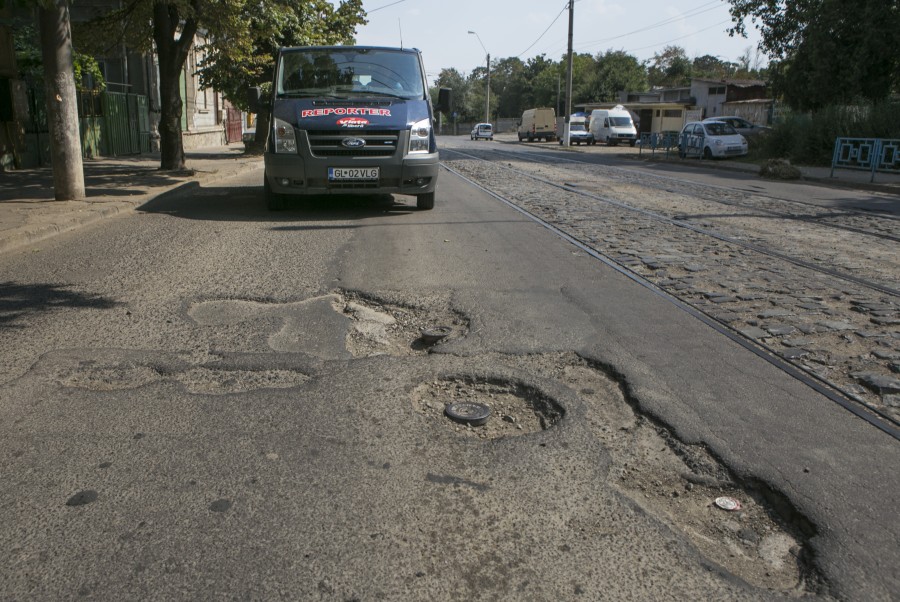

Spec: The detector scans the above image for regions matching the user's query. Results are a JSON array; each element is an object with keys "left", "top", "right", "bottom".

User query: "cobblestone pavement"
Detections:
[{"left": 442, "top": 146, "right": 900, "bottom": 424}]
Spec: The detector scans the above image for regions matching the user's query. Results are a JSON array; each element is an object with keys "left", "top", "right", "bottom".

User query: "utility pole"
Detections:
[
  {"left": 38, "top": 0, "right": 85, "bottom": 200},
  {"left": 563, "top": 0, "right": 574, "bottom": 146},
  {"left": 485, "top": 53, "right": 491, "bottom": 124}
]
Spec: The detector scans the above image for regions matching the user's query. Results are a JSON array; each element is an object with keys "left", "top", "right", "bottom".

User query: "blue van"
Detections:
[{"left": 249, "top": 46, "right": 449, "bottom": 210}]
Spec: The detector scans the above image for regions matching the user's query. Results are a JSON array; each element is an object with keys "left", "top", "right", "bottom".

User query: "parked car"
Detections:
[
  {"left": 678, "top": 121, "right": 748, "bottom": 159},
  {"left": 702, "top": 116, "right": 770, "bottom": 137},
  {"left": 517, "top": 108, "right": 557, "bottom": 142},
  {"left": 471, "top": 123, "right": 493, "bottom": 141},
  {"left": 562, "top": 117, "right": 594, "bottom": 145}
]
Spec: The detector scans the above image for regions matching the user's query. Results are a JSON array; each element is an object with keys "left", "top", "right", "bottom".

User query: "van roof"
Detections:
[{"left": 279, "top": 45, "right": 421, "bottom": 56}]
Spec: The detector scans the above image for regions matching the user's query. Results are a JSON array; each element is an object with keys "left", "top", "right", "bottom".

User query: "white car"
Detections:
[
  {"left": 470, "top": 123, "right": 493, "bottom": 141},
  {"left": 678, "top": 121, "right": 748, "bottom": 159}
]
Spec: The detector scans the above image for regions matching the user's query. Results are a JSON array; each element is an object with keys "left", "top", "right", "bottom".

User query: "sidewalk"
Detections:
[{"left": 0, "top": 144, "right": 262, "bottom": 254}]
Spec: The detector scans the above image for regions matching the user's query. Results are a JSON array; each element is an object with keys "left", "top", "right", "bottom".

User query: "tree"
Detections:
[
  {"left": 692, "top": 55, "right": 735, "bottom": 80},
  {"left": 647, "top": 45, "right": 692, "bottom": 88},
  {"left": 38, "top": 0, "right": 84, "bottom": 199},
  {"left": 586, "top": 50, "right": 647, "bottom": 103},
  {"left": 725, "top": 0, "right": 900, "bottom": 109},
  {"left": 84, "top": 0, "right": 366, "bottom": 170}
]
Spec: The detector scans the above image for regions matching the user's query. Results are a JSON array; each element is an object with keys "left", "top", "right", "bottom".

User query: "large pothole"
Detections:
[
  {"left": 434, "top": 352, "right": 823, "bottom": 596},
  {"left": 334, "top": 290, "right": 469, "bottom": 358},
  {"left": 411, "top": 375, "right": 564, "bottom": 439}
]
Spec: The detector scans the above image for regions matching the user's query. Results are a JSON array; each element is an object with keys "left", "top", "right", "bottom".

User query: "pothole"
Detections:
[
  {"left": 431, "top": 352, "right": 823, "bottom": 595},
  {"left": 555, "top": 357, "right": 823, "bottom": 596},
  {"left": 55, "top": 362, "right": 309, "bottom": 394},
  {"left": 333, "top": 290, "right": 469, "bottom": 358},
  {"left": 411, "top": 376, "right": 564, "bottom": 439}
]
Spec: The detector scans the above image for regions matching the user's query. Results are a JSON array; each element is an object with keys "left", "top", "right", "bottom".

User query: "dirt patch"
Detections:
[
  {"left": 556, "top": 359, "right": 820, "bottom": 595},
  {"left": 411, "top": 376, "right": 564, "bottom": 439},
  {"left": 56, "top": 362, "right": 308, "bottom": 394},
  {"left": 333, "top": 290, "right": 469, "bottom": 358}
]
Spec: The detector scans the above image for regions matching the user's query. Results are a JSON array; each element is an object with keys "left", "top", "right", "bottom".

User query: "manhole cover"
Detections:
[
  {"left": 445, "top": 402, "right": 492, "bottom": 426},
  {"left": 420, "top": 326, "right": 453, "bottom": 345}
]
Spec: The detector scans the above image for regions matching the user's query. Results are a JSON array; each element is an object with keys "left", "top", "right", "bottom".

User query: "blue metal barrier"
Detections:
[
  {"left": 831, "top": 137, "right": 900, "bottom": 182},
  {"left": 638, "top": 131, "right": 681, "bottom": 158}
]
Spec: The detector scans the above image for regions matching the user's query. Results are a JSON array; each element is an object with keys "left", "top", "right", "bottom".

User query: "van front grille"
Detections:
[{"left": 306, "top": 130, "right": 400, "bottom": 158}]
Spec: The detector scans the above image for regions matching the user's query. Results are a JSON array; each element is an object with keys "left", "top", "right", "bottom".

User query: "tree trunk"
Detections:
[
  {"left": 38, "top": 0, "right": 85, "bottom": 200},
  {"left": 246, "top": 107, "right": 270, "bottom": 155},
  {"left": 152, "top": 2, "right": 198, "bottom": 171}
]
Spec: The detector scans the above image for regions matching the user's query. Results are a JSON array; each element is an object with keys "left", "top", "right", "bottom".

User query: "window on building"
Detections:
[{"left": 663, "top": 109, "right": 682, "bottom": 118}]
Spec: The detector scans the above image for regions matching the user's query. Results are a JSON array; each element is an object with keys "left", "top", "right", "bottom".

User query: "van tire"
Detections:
[
  {"left": 416, "top": 192, "right": 435, "bottom": 210},
  {"left": 527, "top": 134, "right": 534, "bottom": 142},
  {"left": 703, "top": 146, "right": 713, "bottom": 160},
  {"left": 264, "top": 176, "right": 286, "bottom": 211},
  {"left": 629, "top": 140, "right": 636, "bottom": 147}
]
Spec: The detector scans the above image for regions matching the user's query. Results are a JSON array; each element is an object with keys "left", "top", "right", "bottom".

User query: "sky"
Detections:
[{"left": 330, "top": 0, "right": 766, "bottom": 86}]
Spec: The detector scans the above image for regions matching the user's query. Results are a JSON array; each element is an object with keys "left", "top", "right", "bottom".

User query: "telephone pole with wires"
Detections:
[{"left": 562, "top": 0, "right": 574, "bottom": 146}]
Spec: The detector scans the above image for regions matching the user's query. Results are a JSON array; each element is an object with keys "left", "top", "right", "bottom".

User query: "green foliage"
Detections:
[
  {"left": 14, "top": 23, "right": 105, "bottom": 90},
  {"left": 759, "top": 102, "right": 900, "bottom": 165},
  {"left": 587, "top": 50, "right": 647, "bottom": 102},
  {"left": 726, "top": 0, "right": 900, "bottom": 109},
  {"left": 647, "top": 45, "right": 692, "bottom": 87}
]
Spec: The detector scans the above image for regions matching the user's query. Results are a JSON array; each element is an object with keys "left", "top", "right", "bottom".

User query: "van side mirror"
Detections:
[{"left": 435, "top": 88, "right": 453, "bottom": 113}]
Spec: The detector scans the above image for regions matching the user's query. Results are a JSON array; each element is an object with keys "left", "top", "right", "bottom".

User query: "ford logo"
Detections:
[{"left": 341, "top": 137, "right": 366, "bottom": 149}]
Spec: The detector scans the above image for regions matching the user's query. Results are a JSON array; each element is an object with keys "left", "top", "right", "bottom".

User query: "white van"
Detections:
[
  {"left": 517, "top": 108, "right": 557, "bottom": 142},
  {"left": 590, "top": 105, "right": 637, "bottom": 146}
]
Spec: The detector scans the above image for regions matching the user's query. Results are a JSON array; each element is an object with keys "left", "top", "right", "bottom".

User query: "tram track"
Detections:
[
  {"left": 440, "top": 146, "right": 900, "bottom": 439},
  {"left": 462, "top": 144, "right": 900, "bottom": 243}
]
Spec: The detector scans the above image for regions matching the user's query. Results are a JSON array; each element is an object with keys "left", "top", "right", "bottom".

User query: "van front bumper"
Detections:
[{"left": 265, "top": 149, "right": 439, "bottom": 196}]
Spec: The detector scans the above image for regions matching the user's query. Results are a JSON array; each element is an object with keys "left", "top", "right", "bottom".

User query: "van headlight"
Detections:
[
  {"left": 273, "top": 117, "right": 297, "bottom": 154},
  {"left": 409, "top": 118, "right": 431, "bottom": 154}
]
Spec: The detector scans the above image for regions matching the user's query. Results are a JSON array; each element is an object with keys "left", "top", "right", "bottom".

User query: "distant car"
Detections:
[
  {"left": 562, "top": 121, "right": 594, "bottom": 145},
  {"left": 678, "top": 121, "right": 748, "bottom": 159},
  {"left": 471, "top": 123, "right": 493, "bottom": 141},
  {"left": 702, "top": 116, "right": 770, "bottom": 137}
]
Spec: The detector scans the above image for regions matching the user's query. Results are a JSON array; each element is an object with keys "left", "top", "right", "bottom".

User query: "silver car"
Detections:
[
  {"left": 702, "top": 116, "right": 770, "bottom": 137},
  {"left": 470, "top": 123, "right": 493, "bottom": 141}
]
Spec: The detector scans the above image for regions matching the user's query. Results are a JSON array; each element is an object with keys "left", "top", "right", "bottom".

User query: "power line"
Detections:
[
  {"left": 515, "top": 2, "right": 570, "bottom": 59},
  {"left": 535, "top": 0, "right": 724, "bottom": 59},
  {"left": 625, "top": 19, "right": 732, "bottom": 54},
  {"left": 368, "top": 0, "right": 409, "bottom": 13}
]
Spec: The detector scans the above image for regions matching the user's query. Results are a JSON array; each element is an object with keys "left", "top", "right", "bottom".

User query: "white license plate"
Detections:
[{"left": 328, "top": 167, "right": 379, "bottom": 181}]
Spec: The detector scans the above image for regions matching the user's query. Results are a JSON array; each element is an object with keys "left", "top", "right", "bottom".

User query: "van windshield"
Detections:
[
  {"left": 277, "top": 48, "right": 425, "bottom": 100},
  {"left": 610, "top": 117, "right": 633, "bottom": 127}
]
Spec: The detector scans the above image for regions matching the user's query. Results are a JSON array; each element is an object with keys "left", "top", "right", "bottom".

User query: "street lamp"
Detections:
[{"left": 468, "top": 30, "right": 490, "bottom": 124}]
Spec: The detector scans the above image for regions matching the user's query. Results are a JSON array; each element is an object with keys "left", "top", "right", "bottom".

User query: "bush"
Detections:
[{"left": 759, "top": 102, "right": 900, "bottom": 166}]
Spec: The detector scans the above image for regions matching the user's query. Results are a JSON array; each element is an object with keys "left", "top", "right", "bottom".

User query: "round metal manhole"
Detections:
[
  {"left": 412, "top": 376, "right": 565, "bottom": 440},
  {"left": 445, "top": 402, "right": 492, "bottom": 426},
  {"left": 420, "top": 326, "right": 453, "bottom": 345}
]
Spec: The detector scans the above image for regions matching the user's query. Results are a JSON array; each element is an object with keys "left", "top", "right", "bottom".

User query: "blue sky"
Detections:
[{"left": 331, "top": 0, "right": 766, "bottom": 85}]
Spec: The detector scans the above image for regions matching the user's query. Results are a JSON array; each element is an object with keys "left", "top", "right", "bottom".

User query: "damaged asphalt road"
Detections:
[{"left": 0, "top": 164, "right": 897, "bottom": 600}]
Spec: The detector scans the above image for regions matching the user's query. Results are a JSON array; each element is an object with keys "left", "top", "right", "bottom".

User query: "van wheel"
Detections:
[
  {"left": 264, "top": 176, "right": 286, "bottom": 211},
  {"left": 630, "top": 140, "right": 636, "bottom": 147},
  {"left": 703, "top": 146, "right": 713, "bottom": 160},
  {"left": 416, "top": 192, "right": 435, "bottom": 210},
  {"left": 527, "top": 135, "right": 534, "bottom": 142}
]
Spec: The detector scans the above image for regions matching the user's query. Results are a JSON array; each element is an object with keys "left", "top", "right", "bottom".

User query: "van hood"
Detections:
[{"left": 273, "top": 97, "right": 429, "bottom": 130}]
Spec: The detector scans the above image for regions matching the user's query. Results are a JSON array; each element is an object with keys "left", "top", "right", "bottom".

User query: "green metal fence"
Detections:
[{"left": 23, "top": 87, "right": 151, "bottom": 164}]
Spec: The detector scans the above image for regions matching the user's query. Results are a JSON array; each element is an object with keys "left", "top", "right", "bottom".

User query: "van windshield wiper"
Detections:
[{"left": 277, "top": 91, "right": 348, "bottom": 99}]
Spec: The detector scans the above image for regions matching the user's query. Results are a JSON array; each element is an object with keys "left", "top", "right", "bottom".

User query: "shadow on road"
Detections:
[{"left": 0, "top": 281, "right": 121, "bottom": 328}]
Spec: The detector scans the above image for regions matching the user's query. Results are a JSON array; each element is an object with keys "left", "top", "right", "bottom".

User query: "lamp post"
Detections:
[{"left": 468, "top": 30, "right": 490, "bottom": 124}]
